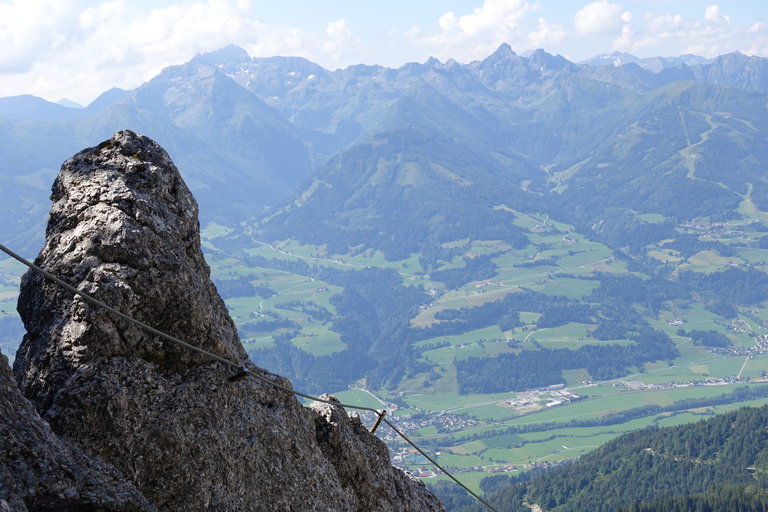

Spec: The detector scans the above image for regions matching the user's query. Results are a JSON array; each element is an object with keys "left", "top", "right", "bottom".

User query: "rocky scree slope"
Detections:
[{"left": 7, "top": 130, "right": 444, "bottom": 512}]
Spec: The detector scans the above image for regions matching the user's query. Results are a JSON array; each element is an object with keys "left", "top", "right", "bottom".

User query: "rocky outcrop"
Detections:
[
  {"left": 10, "top": 130, "right": 444, "bottom": 511},
  {"left": 310, "top": 395, "right": 445, "bottom": 511},
  {"left": 0, "top": 350, "right": 154, "bottom": 512}
]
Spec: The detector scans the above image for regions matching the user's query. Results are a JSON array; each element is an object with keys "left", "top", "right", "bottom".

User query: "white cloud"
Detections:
[
  {"left": 404, "top": 0, "right": 565, "bottom": 62},
  {"left": 455, "top": 0, "right": 530, "bottom": 36},
  {"left": 613, "top": 4, "right": 764, "bottom": 58},
  {"left": 326, "top": 19, "right": 350, "bottom": 40},
  {"left": 420, "top": 0, "right": 532, "bottom": 43},
  {"left": 644, "top": 13, "right": 683, "bottom": 32},
  {"left": 529, "top": 17, "right": 567, "bottom": 48},
  {"left": 0, "top": 0, "right": 367, "bottom": 104},
  {"left": 573, "top": 0, "right": 626, "bottom": 35},
  {"left": 322, "top": 19, "right": 364, "bottom": 63},
  {"left": 0, "top": 0, "right": 85, "bottom": 72},
  {"left": 704, "top": 5, "right": 729, "bottom": 23}
]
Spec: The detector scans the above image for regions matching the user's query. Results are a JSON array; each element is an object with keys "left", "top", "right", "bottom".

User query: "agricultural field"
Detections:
[
  {"left": 385, "top": 382, "right": 768, "bottom": 490},
  {"left": 1, "top": 211, "right": 766, "bottom": 490},
  {"left": 196, "top": 212, "right": 768, "bottom": 484}
]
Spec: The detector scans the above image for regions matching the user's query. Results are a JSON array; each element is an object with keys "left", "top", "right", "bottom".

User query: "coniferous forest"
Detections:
[{"left": 436, "top": 405, "right": 768, "bottom": 511}]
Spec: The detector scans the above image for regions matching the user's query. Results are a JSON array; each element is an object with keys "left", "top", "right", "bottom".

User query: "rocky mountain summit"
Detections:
[{"left": 4, "top": 130, "right": 444, "bottom": 511}]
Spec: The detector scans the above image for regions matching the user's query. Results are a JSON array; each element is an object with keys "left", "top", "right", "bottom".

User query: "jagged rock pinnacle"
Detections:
[
  {"left": 15, "top": 129, "right": 247, "bottom": 409},
  {"left": 10, "top": 130, "right": 445, "bottom": 511}
]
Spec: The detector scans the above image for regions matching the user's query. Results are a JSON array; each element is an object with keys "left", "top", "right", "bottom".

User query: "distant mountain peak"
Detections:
[
  {"left": 715, "top": 51, "right": 752, "bottom": 62},
  {"left": 85, "top": 87, "right": 130, "bottom": 112},
  {"left": 192, "top": 44, "right": 251, "bottom": 67},
  {"left": 474, "top": 43, "right": 521, "bottom": 71},
  {"left": 581, "top": 51, "right": 641, "bottom": 67},
  {"left": 582, "top": 52, "right": 713, "bottom": 72},
  {"left": 490, "top": 42, "right": 516, "bottom": 59},
  {"left": 56, "top": 98, "right": 83, "bottom": 109},
  {"left": 0, "top": 94, "right": 83, "bottom": 122},
  {"left": 529, "top": 48, "right": 572, "bottom": 70}
]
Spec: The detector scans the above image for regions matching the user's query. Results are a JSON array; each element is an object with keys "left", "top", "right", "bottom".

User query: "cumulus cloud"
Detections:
[
  {"left": 573, "top": 0, "right": 628, "bottom": 35},
  {"left": 0, "top": 0, "right": 366, "bottom": 104},
  {"left": 613, "top": 4, "right": 766, "bottom": 58},
  {"left": 322, "top": 19, "right": 364, "bottom": 63},
  {"left": 644, "top": 13, "right": 683, "bottom": 33},
  {"left": 403, "top": 0, "right": 565, "bottom": 62},
  {"left": 0, "top": 0, "right": 84, "bottom": 72},
  {"left": 704, "top": 5, "right": 729, "bottom": 23},
  {"left": 529, "top": 17, "right": 567, "bottom": 48}
]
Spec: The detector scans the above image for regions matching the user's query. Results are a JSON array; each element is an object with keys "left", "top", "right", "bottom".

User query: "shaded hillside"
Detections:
[
  {"left": 257, "top": 127, "right": 535, "bottom": 262},
  {"left": 619, "top": 485, "right": 768, "bottom": 512},
  {"left": 0, "top": 59, "right": 312, "bottom": 254},
  {"left": 553, "top": 81, "right": 768, "bottom": 232}
]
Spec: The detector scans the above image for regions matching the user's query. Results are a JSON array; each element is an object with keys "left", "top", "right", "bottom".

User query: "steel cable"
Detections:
[{"left": 0, "top": 241, "right": 498, "bottom": 511}]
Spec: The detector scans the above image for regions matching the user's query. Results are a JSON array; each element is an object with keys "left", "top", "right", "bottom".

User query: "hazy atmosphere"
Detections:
[
  {"left": 4, "top": 1, "right": 768, "bottom": 511},
  {"left": 1, "top": 0, "right": 767, "bottom": 104}
]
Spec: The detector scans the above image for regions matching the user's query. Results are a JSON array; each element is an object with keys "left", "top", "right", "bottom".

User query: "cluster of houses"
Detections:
[
  {"left": 710, "top": 332, "right": 768, "bottom": 358},
  {"left": 614, "top": 375, "right": 757, "bottom": 393},
  {"left": 393, "top": 446, "right": 518, "bottom": 478},
  {"left": 379, "top": 412, "right": 480, "bottom": 443},
  {"left": 502, "top": 384, "right": 583, "bottom": 410},
  {"left": 680, "top": 219, "right": 759, "bottom": 242}
]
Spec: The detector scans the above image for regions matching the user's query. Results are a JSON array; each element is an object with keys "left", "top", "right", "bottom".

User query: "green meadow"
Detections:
[{"left": 195, "top": 216, "right": 768, "bottom": 481}]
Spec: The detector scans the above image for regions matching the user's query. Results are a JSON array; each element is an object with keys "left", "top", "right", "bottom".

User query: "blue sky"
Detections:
[{"left": 1, "top": 0, "right": 767, "bottom": 104}]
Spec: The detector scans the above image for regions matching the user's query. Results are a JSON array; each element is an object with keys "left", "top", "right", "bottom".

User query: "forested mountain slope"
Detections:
[{"left": 448, "top": 404, "right": 768, "bottom": 511}]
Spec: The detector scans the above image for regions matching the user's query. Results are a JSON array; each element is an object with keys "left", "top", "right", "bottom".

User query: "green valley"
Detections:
[
  {"left": 3, "top": 44, "right": 768, "bottom": 510},
  {"left": 198, "top": 198, "right": 768, "bottom": 489}
]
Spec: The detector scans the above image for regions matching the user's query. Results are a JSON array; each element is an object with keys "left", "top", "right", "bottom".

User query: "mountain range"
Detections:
[
  {"left": 3, "top": 43, "right": 768, "bottom": 379},
  {"left": 2, "top": 44, "right": 768, "bottom": 256},
  {"left": 3, "top": 45, "right": 768, "bottom": 510}
]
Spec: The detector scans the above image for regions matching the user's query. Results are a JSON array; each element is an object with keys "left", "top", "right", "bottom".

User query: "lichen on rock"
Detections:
[{"left": 9, "top": 130, "right": 445, "bottom": 511}]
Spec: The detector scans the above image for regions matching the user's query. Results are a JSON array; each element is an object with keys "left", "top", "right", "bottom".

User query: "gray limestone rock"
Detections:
[
  {"left": 10, "top": 130, "right": 445, "bottom": 511},
  {"left": 310, "top": 395, "right": 444, "bottom": 511},
  {"left": 0, "top": 350, "right": 154, "bottom": 512}
]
